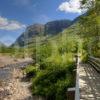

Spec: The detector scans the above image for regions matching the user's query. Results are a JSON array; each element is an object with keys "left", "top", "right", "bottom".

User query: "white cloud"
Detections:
[
  {"left": 58, "top": 0, "right": 82, "bottom": 14},
  {"left": 0, "top": 16, "right": 26, "bottom": 30}
]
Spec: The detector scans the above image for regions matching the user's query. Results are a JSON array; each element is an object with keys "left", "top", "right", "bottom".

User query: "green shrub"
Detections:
[
  {"left": 24, "top": 65, "right": 39, "bottom": 78},
  {"left": 31, "top": 63, "right": 75, "bottom": 100},
  {"left": 55, "top": 78, "right": 74, "bottom": 100}
]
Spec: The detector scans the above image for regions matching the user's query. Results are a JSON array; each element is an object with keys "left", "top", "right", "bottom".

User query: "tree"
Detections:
[{"left": 79, "top": 0, "right": 100, "bottom": 57}]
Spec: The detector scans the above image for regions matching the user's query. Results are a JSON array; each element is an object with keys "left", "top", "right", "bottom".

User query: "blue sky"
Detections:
[{"left": 0, "top": 0, "right": 82, "bottom": 46}]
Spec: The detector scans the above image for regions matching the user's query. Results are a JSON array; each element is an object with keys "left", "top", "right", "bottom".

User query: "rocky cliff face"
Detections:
[
  {"left": 12, "top": 24, "right": 44, "bottom": 47},
  {"left": 12, "top": 20, "right": 72, "bottom": 47},
  {"left": 26, "top": 24, "right": 45, "bottom": 37},
  {"left": 45, "top": 20, "right": 71, "bottom": 35}
]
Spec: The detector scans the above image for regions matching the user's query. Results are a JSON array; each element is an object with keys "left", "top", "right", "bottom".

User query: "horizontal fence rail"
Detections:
[
  {"left": 88, "top": 56, "right": 100, "bottom": 73},
  {"left": 75, "top": 55, "right": 80, "bottom": 100},
  {"left": 67, "top": 55, "right": 80, "bottom": 100}
]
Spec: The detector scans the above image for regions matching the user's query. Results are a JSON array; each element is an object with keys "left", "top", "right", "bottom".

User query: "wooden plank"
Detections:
[{"left": 79, "top": 64, "right": 100, "bottom": 100}]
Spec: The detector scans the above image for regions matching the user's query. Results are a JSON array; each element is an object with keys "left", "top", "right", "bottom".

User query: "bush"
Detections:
[
  {"left": 24, "top": 65, "right": 39, "bottom": 78},
  {"left": 55, "top": 78, "right": 74, "bottom": 100},
  {"left": 31, "top": 63, "right": 75, "bottom": 100}
]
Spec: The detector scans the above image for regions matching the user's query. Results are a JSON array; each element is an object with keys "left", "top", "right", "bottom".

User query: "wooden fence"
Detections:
[{"left": 88, "top": 56, "right": 100, "bottom": 73}]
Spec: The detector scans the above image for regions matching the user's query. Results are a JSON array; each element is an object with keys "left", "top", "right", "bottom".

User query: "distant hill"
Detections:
[
  {"left": 0, "top": 42, "right": 5, "bottom": 47},
  {"left": 0, "top": 42, "right": 7, "bottom": 53},
  {"left": 12, "top": 19, "right": 72, "bottom": 47}
]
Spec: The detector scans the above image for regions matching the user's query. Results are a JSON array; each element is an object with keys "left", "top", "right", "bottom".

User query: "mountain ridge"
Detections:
[{"left": 12, "top": 19, "right": 72, "bottom": 47}]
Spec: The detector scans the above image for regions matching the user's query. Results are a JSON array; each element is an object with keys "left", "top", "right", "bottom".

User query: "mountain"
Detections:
[
  {"left": 12, "top": 24, "right": 44, "bottom": 47},
  {"left": 12, "top": 20, "right": 72, "bottom": 47},
  {"left": 26, "top": 24, "right": 45, "bottom": 37},
  {"left": 45, "top": 20, "right": 72, "bottom": 35}
]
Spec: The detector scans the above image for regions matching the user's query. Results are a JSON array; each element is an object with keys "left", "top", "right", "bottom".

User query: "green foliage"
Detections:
[
  {"left": 79, "top": 0, "right": 100, "bottom": 57},
  {"left": 55, "top": 78, "right": 73, "bottom": 100},
  {"left": 24, "top": 65, "right": 39, "bottom": 78},
  {"left": 25, "top": 25, "right": 80, "bottom": 99},
  {"left": 0, "top": 45, "right": 16, "bottom": 56},
  {"left": 31, "top": 63, "right": 74, "bottom": 100},
  {"left": 32, "top": 43, "right": 52, "bottom": 64}
]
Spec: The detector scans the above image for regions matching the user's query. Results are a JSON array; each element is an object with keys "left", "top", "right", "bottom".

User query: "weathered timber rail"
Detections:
[
  {"left": 79, "top": 56, "right": 100, "bottom": 100},
  {"left": 75, "top": 55, "right": 80, "bottom": 100},
  {"left": 67, "top": 55, "right": 80, "bottom": 100},
  {"left": 74, "top": 56, "right": 100, "bottom": 100},
  {"left": 88, "top": 56, "right": 100, "bottom": 73}
]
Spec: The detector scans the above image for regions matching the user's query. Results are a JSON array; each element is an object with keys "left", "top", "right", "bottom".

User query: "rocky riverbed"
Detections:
[
  {"left": 0, "top": 68, "right": 33, "bottom": 100},
  {"left": 0, "top": 56, "right": 33, "bottom": 100}
]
